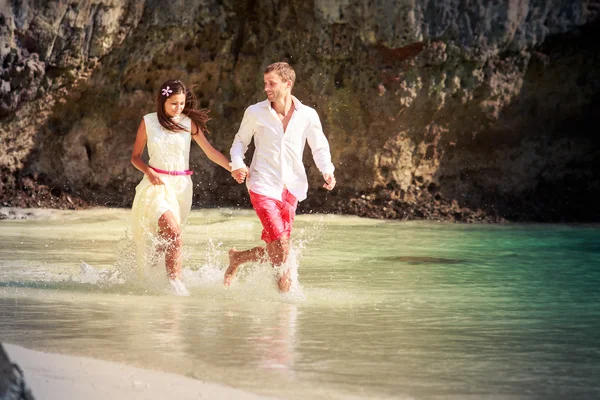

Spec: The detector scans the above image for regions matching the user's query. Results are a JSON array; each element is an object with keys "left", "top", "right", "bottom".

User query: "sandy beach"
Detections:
[{"left": 4, "top": 343, "right": 277, "bottom": 400}]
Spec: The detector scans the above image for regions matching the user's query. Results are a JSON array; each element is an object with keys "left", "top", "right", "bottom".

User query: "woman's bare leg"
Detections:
[{"left": 158, "top": 211, "right": 182, "bottom": 280}]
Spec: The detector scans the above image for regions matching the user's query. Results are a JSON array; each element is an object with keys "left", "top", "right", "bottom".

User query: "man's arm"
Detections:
[
  {"left": 230, "top": 107, "right": 255, "bottom": 182},
  {"left": 306, "top": 109, "right": 336, "bottom": 190}
]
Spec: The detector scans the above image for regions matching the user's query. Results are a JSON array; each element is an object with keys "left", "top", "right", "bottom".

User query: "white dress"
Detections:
[{"left": 131, "top": 112, "right": 193, "bottom": 277}]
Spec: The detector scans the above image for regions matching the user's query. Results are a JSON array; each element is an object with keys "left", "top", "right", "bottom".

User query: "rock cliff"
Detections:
[{"left": 1, "top": 0, "right": 599, "bottom": 221}]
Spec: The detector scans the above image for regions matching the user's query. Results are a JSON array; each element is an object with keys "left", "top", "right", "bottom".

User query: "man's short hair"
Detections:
[{"left": 264, "top": 62, "right": 296, "bottom": 88}]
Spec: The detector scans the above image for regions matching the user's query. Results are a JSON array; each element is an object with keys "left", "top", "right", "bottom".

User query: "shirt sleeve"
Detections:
[
  {"left": 230, "top": 107, "right": 256, "bottom": 170},
  {"left": 306, "top": 109, "right": 335, "bottom": 175}
]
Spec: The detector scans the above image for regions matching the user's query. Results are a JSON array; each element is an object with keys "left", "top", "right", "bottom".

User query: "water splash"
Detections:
[
  {"left": 2, "top": 212, "right": 330, "bottom": 301},
  {"left": 77, "top": 261, "right": 124, "bottom": 285},
  {"left": 183, "top": 237, "right": 227, "bottom": 286},
  {"left": 67, "top": 230, "right": 171, "bottom": 294}
]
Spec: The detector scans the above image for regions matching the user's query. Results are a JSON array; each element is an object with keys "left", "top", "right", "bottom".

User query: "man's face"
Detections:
[
  {"left": 264, "top": 71, "right": 290, "bottom": 102},
  {"left": 164, "top": 93, "right": 186, "bottom": 117}
]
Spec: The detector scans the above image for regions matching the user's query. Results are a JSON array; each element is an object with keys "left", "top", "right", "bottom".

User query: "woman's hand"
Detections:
[{"left": 146, "top": 168, "right": 164, "bottom": 185}]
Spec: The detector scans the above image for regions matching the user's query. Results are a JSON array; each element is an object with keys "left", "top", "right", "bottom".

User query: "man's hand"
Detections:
[
  {"left": 323, "top": 173, "right": 336, "bottom": 191},
  {"left": 232, "top": 167, "right": 248, "bottom": 184}
]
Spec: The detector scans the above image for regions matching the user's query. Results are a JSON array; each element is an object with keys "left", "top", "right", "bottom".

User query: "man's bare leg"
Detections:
[
  {"left": 224, "top": 246, "right": 266, "bottom": 286},
  {"left": 224, "top": 236, "right": 292, "bottom": 292},
  {"left": 266, "top": 236, "right": 292, "bottom": 292}
]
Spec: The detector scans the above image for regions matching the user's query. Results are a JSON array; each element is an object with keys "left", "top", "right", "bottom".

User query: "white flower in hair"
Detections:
[{"left": 161, "top": 86, "right": 173, "bottom": 96}]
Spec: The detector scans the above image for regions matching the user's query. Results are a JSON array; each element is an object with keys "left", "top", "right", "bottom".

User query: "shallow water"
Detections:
[{"left": 1, "top": 208, "right": 599, "bottom": 399}]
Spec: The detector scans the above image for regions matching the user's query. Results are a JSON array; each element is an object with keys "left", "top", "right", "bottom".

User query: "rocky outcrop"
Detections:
[
  {"left": 0, "top": 344, "right": 35, "bottom": 400},
  {"left": 1, "top": 1, "right": 599, "bottom": 221}
]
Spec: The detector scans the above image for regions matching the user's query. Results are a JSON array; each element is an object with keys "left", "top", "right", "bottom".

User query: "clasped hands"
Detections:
[
  {"left": 231, "top": 167, "right": 248, "bottom": 184},
  {"left": 231, "top": 167, "right": 336, "bottom": 191}
]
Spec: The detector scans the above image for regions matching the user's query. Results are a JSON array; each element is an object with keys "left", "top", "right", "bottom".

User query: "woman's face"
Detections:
[{"left": 164, "top": 93, "right": 186, "bottom": 117}]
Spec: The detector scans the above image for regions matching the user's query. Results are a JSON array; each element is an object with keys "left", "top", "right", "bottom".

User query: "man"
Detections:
[{"left": 226, "top": 62, "right": 336, "bottom": 292}]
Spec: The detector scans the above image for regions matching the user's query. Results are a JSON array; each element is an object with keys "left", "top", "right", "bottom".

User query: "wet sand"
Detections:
[{"left": 4, "top": 343, "right": 277, "bottom": 400}]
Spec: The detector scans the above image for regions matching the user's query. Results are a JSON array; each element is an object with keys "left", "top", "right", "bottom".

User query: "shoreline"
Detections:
[
  {"left": 3, "top": 205, "right": 600, "bottom": 226},
  {"left": 3, "top": 170, "right": 597, "bottom": 223},
  {"left": 3, "top": 343, "right": 277, "bottom": 400},
  {"left": 0, "top": 171, "right": 508, "bottom": 223}
]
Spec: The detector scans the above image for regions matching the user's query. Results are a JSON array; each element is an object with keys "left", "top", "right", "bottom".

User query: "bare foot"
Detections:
[
  {"left": 277, "top": 268, "right": 292, "bottom": 292},
  {"left": 169, "top": 278, "right": 190, "bottom": 296},
  {"left": 224, "top": 249, "right": 241, "bottom": 287}
]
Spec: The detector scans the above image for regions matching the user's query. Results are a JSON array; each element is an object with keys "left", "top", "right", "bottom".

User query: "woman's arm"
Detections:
[
  {"left": 192, "top": 122, "right": 232, "bottom": 172},
  {"left": 131, "top": 119, "right": 163, "bottom": 185}
]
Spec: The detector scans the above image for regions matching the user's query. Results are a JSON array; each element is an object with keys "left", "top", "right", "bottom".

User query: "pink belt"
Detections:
[{"left": 149, "top": 166, "right": 193, "bottom": 176}]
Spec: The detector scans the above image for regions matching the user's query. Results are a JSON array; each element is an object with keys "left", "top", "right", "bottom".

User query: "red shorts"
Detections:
[{"left": 249, "top": 189, "right": 298, "bottom": 244}]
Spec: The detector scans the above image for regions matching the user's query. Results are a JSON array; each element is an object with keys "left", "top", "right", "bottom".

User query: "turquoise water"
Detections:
[{"left": 1, "top": 208, "right": 599, "bottom": 399}]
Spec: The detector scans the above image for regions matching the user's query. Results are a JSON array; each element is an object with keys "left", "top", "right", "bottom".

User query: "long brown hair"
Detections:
[{"left": 156, "top": 79, "right": 210, "bottom": 135}]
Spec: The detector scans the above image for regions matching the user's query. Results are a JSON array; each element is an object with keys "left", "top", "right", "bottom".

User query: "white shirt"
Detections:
[{"left": 230, "top": 96, "right": 335, "bottom": 202}]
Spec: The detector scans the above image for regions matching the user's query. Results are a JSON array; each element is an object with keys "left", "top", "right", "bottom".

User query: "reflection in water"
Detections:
[
  {"left": 253, "top": 303, "right": 297, "bottom": 372},
  {"left": 147, "top": 301, "right": 186, "bottom": 357}
]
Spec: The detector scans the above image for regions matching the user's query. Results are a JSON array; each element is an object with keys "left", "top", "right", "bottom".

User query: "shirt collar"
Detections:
[{"left": 262, "top": 95, "right": 303, "bottom": 111}]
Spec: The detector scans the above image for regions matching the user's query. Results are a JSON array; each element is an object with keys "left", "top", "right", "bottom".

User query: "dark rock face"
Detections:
[
  {"left": 0, "top": 344, "right": 35, "bottom": 400},
  {"left": 1, "top": 1, "right": 599, "bottom": 221}
]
